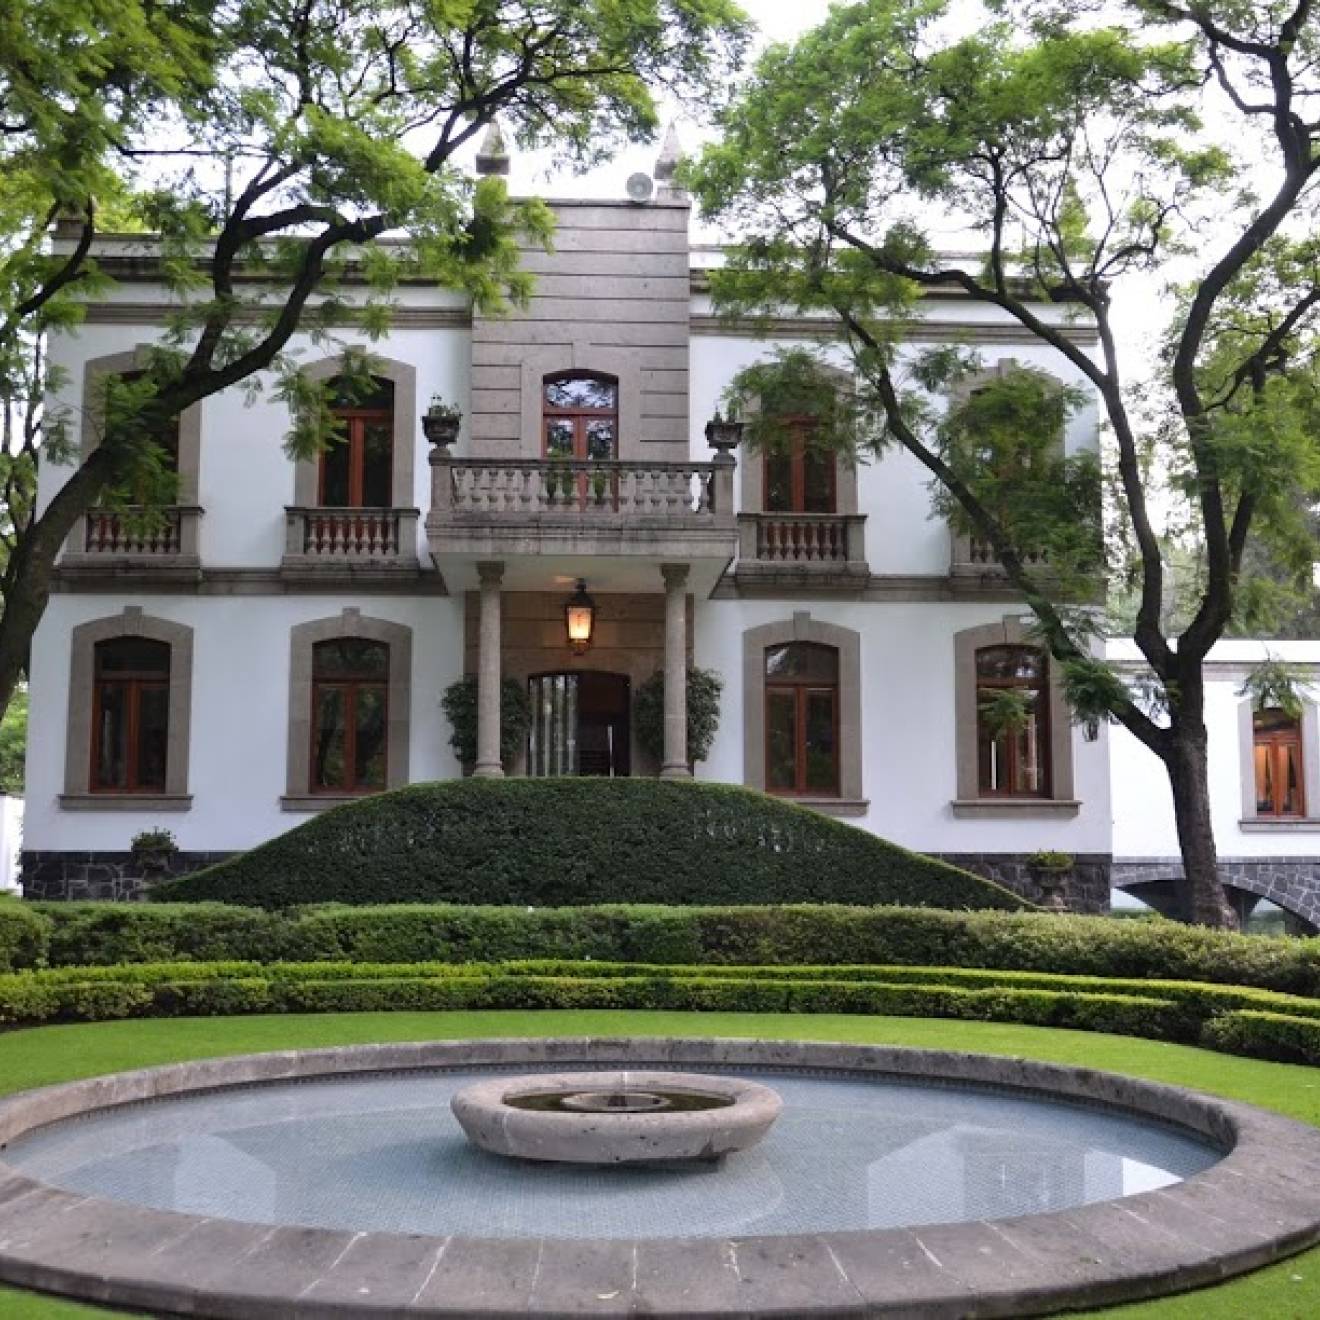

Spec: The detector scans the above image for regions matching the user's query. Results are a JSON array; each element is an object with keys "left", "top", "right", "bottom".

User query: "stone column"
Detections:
[
  {"left": 660, "top": 562, "right": 690, "bottom": 780},
  {"left": 474, "top": 561, "right": 505, "bottom": 778}
]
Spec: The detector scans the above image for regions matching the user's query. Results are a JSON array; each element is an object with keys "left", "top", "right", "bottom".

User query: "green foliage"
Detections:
[
  {"left": 0, "top": 902, "right": 50, "bottom": 971},
  {"left": 976, "top": 688, "right": 1033, "bottom": 738},
  {"left": 130, "top": 828, "right": 177, "bottom": 855},
  {"left": 0, "top": 686, "right": 25, "bottom": 793},
  {"left": 1202, "top": 1009, "right": 1320, "bottom": 1067},
  {"left": 633, "top": 666, "right": 724, "bottom": 764},
  {"left": 22, "top": 899, "right": 1320, "bottom": 1000},
  {"left": 1026, "top": 851, "right": 1073, "bottom": 872},
  {"left": 153, "top": 781, "right": 1018, "bottom": 911},
  {"left": 440, "top": 677, "right": 532, "bottom": 768},
  {"left": 1238, "top": 656, "right": 1313, "bottom": 719}
]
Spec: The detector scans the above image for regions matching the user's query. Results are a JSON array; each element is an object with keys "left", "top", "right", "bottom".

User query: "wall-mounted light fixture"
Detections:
[{"left": 565, "top": 579, "right": 596, "bottom": 655}]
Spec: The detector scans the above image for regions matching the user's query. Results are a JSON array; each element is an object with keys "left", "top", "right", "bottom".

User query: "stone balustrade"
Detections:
[
  {"left": 74, "top": 506, "right": 201, "bottom": 563},
  {"left": 435, "top": 457, "right": 730, "bottom": 522},
  {"left": 741, "top": 512, "right": 866, "bottom": 565},
  {"left": 951, "top": 531, "right": 1050, "bottom": 575},
  {"left": 284, "top": 506, "right": 418, "bottom": 561}
]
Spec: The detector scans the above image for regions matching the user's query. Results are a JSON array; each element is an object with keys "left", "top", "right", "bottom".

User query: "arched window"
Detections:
[
  {"left": 543, "top": 372, "right": 618, "bottom": 462},
  {"left": 319, "top": 376, "right": 394, "bottom": 507},
  {"left": 311, "top": 638, "right": 390, "bottom": 793},
  {"left": 764, "top": 419, "right": 835, "bottom": 513},
  {"left": 764, "top": 642, "right": 839, "bottom": 795},
  {"left": 1254, "top": 708, "right": 1305, "bottom": 817},
  {"left": 976, "top": 645, "right": 1050, "bottom": 797},
  {"left": 112, "top": 371, "right": 180, "bottom": 473},
  {"left": 91, "top": 638, "right": 171, "bottom": 793}
]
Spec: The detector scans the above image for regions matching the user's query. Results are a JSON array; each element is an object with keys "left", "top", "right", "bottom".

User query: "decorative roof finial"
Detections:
[
  {"left": 654, "top": 122, "right": 684, "bottom": 182},
  {"left": 475, "top": 120, "right": 510, "bottom": 177}
]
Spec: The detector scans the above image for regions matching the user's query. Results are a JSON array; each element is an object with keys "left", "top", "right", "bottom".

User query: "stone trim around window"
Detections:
[
  {"left": 68, "top": 347, "right": 204, "bottom": 560},
  {"left": 292, "top": 354, "right": 418, "bottom": 508},
  {"left": 953, "top": 615, "right": 1075, "bottom": 810},
  {"left": 283, "top": 608, "right": 412, "bottom": 807},
  {"left": 1236, "top": 697, "right": 1320, "bottom": 828},
  {"left": 518, "top": 347, "right": 645, "bottom": 460},
  {"left": 61, "top": 606, "right": 194, "bottom": 806},
  {"left": 736, "top": 363, "right": 860, "bottom": 516},
  {"left": 741, "top": 611, "right": 864, "bottom": 802}
]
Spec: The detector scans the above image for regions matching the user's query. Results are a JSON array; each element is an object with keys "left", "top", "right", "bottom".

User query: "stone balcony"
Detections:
[
  {"left": 426, "top": 454, "right": 738, "bottom": 568},
  {"left": 735, "top": 512, "right": 868, "bottom": 589},
  {"left": 950, "top": 531, "right": 1049, "bottom": 577},
  {"left": 62, "top": 506, "right": 203, "bottom": 575},
  {"left": 281, "top": 506, "right": 421, "bottom": 578}
]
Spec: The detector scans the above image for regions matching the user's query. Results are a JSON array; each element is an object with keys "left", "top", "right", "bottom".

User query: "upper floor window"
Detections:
[
  {"left": 311, "top": 638, "right": 389, "bottom": 793},
  {"left": 1254, "top": 708, "right": 1305, "bottom": 818},
  {"left": 764, "top": 642, "right": 839, "bottom": 796},
  {"left": 976, "top": 645, "right": 1050, "bottom": 797},
  {"left": 109, "top": 370, "right": 180, "bottom": 479},
  {"left": 92, "top": 637, "right": 171, "bottom": 792},
  {"left": 764, "top": 421, "right": 835, "bottom": 513},
  {"left": 320, "top": 376, "right": 394, "bottom": 508},
  {"left": 543, "top": 372, "right": 618, "bottom": 462}
]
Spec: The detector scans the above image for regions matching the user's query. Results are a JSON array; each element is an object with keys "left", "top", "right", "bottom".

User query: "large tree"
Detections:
[
  {"left": 688, "top": 0, "right": 1320, "bottom": 926},
  {"left": 0, "top": 0, "right": 747, "bottom": 715}
]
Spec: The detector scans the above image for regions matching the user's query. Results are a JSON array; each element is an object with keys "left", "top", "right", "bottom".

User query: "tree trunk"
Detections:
[{"left": 1164, "top": 720, "right": 1239, "bottom": 929}]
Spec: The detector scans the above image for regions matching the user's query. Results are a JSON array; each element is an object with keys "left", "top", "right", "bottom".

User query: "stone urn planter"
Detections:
[
  {"left": 422, "top": 399, "right": 461, "bottom": 448},
  {"left": 1026, "top": 851, "right": 1073, "bottom": 912},
  {"left": 130, "top": 829, "right": 178, "bottom": 884}
]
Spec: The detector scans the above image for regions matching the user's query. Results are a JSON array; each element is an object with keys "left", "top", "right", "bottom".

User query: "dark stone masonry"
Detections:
[
  {"left": 1113, "top": 856, "right": 1320, "bottom": 931},
  {"left": 21, "top": 851, "right": 233, "bottom": 902},
  {"left": 936, "top": 852, "right": 1112, "bottom": 915}
]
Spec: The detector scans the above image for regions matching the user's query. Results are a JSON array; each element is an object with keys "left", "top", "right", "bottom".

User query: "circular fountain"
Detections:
[{"left": 451, "top": 1070, "right": 781, "bottom": 1163}]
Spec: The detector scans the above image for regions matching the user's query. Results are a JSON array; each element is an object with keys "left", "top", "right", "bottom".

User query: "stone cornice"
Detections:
[{"left": 691, "top": 312, "right": 1100, "bottom": 346}]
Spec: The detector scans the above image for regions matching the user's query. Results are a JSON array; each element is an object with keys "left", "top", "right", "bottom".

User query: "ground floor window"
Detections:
[
  {"left": 310, "top": 638, "right": 389, "bottom": 793},
  {"left": 975, "top": 643, "right": 1050, "bottom": 797},
  {"left": 764, "top": 642, "right": 839, "bottom": 796},
  {"left": 91, "top": 637, "right": 170, "bottom": 792},
  {"left": 527, "top": 671, "right": 630, "bottom": 777},
  {"left": 1253, "top": 707, "right": 1305, "bottom": 817}
]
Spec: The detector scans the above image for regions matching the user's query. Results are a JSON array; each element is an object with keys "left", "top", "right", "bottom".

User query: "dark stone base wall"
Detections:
[
  {"left": 934, "top": 853, "right": 1112, "bottom": 914},
  {"left": 1113, "top": 856, "right": 1320, "bottom": 930},
  {"left": 21, "top": 851, "right": 234, "bottom": 902}
]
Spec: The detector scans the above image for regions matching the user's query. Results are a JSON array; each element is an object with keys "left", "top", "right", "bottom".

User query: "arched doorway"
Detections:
[{"left": 527, "top": 672, "right": 631, "bottom": 777}]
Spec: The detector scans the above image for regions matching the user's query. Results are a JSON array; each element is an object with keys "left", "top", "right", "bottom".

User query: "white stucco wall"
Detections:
[
  {"left": 1108, "top": 639, "right": 1320, "bottom": 860},
  {"left": 25, "top": 593, "right": 465, "bottom": 853},
  {"left": 697, "top": 597, "right": 1111, "bottom": 857}
]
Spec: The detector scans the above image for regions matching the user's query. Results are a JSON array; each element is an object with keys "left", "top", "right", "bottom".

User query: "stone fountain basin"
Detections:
[{"left": 451, "top": 1070, "right": 782, "bottom": 1164}]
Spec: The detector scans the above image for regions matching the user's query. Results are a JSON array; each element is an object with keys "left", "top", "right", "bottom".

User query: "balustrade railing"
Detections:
[
  {"left": 955, "top": 533, "right": 1050, "bottom": 572},
  {"left": 438, "top": 458, "right": 726, "bottom": 520},
  {"left": 737, "top": 512, "right": 866, "bottom": 572},
  {"left": 83, "top": 507, "right": 185, "bottom": 556},
  {"left": 284, "top": 507, "right": 417, "bottom": 561}
]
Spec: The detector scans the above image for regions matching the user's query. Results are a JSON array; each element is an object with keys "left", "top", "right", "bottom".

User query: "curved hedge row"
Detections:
[
  {"left": 12, "top": 900, "right": 1320, "bottom": 995},
  {"left": 152, "top": 780, "right": 1025, "bottom": 910},
  {"left": 1, "top": 958, "right": 1317, "bottom": 1065}
]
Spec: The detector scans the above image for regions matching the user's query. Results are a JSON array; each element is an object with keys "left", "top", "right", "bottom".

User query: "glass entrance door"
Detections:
[{"left": 527, "top": 672, "right": 630, "bottom": 777}]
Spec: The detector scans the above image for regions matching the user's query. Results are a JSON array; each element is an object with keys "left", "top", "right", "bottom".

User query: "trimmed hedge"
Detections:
[
  {"left": 151, "top": 779, "right": 1024, "bottom": 910},
  {"left": 1201, "top": 1010, "right": 1320, "bottom": 1066},
  {"left": 20, "top": 900, "right": 1320, "bottom": 997},
  {"left": 0, "top": 901, "right": 50, "bottom": 972}
]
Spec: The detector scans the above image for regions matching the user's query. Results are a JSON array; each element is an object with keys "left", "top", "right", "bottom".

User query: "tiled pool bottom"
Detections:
[{"left": 4, "top": 1066, "right": 1219, "bottom": 1240}]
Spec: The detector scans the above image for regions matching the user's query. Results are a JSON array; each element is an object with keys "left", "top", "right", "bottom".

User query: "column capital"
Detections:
[
  {"left": 660, "top": 562, "right": 689, "bottom": 589},
  {"left": 476, "top": 560, "right": 505, "bottom": 587}
]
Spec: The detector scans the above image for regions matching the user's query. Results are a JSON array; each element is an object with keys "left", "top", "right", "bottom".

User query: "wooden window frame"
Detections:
[
  {"left": 89, "top": 640, "right": 171, "bottom": 795},
  {"left": 318, "top": 397, "right": 394, "bottom": 509},
  {"left": 763, "top": 419, "right": 837, "bottom": 514},
  {"left": 309, "top": 641, "right": 391, "bottom": 795},
  {"left": 542, "top": 371, "right": 620, "bottom": 461},
  {"left": 975, "top": 644, "right": 1052, "bottom": 799},
  {"left": 763, "top": 644, "right": 841, "bottom": 798},
  {"left": 1253, "top": 709, "right": 1306, "bottom": 819}
]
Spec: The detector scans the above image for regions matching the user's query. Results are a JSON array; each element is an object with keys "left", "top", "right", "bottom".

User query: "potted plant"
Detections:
[
  {"left": 441, "top": 676, "right": 532, "bottom": 772},
  {"left": 422, "top": 396, "right": 462, "bottom": 447},
  {"left": 1025, "top": 849, "right": 1072, "bottom": 912},
  {"left": 590, "top": 467, "right": 610, "bottom": 506},
  {"left": 130, "top": 827, "right": 178, "bottom": 879},
  {"left": 635, "top": 666, "right": 724, "bottom": 769}
]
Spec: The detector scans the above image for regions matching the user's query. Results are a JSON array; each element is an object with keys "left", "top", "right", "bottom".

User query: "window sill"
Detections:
[
  {"left": 950, "top": 798, "right": 1080, "bottom": 818},
  {"left": 59, "top": 793, "right": 192, "bottom": 812},
  {"left": 280, "top": 794, "right": 372, "bottom": 813},
  {"left": 790, "top": 797, "right": 870, "bottom": 819},
  {"left": 1239, "top": 817, "right": 1320, "bottom": 832}
]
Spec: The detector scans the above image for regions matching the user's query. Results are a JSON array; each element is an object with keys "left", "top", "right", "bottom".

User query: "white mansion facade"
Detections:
[{"left": 27, "top": 163, "right": 1315, "bottom": 926}]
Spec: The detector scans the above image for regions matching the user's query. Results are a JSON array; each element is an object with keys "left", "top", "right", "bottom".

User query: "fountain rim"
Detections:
[{"left": 0, "top": 1035, "right": 1316, "bottom": 1318}]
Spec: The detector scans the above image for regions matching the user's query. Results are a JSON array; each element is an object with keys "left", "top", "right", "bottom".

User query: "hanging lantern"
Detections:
[{"left": 565, "top": 579, "right": 596, "bottom": 654}]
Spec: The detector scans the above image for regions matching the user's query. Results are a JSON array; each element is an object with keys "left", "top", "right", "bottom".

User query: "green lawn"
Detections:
[{"left": 0, "top": 1010, "right": 1317, "bottom": 1318}]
